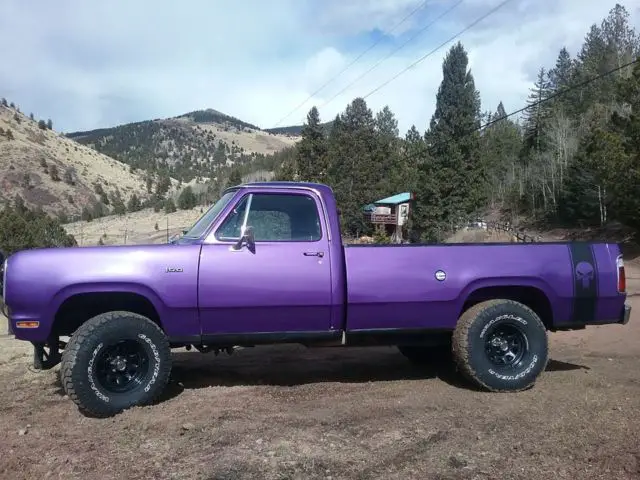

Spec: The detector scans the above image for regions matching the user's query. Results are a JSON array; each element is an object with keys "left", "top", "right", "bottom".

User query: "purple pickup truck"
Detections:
[{"left": 0, "top": 182, "right": 631, "bottom": 416}]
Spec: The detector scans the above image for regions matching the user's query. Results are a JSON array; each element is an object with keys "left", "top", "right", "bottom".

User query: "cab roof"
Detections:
[{"left": 236, "top": 181, "right": 334, "bottom": 196}]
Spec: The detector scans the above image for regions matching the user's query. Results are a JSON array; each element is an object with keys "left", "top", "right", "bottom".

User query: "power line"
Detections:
[
  {"left": 415, "top": 56, "right": 639, "bottom": 159},
  {"left": 319, "top": 0, "right": 465, "bottom": 110},
  {"left": 271, "top": 0, "right": 430, "bottom": 128},
  {"left": 478, "top": 57, "right": 639, "bottom": 131},
  {"left": 362, "top": 0, "right": 514, "bottom": 100}
]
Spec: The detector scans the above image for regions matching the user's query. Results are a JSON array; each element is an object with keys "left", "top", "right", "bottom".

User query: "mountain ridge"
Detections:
[{"left": 65, "top": 107, "right": 301, "bottom": 184}]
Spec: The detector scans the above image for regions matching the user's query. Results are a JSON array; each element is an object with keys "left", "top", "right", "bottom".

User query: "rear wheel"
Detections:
[
  {"left": 60, "top": 311, "right": 171, "bottom": 417},
  {"left": 452, "top": 299, "right": 548, "bottom": 392}
]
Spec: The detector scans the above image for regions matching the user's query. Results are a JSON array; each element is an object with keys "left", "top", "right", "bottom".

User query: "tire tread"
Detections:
[
  {"left": 452, "top": 299, "right": 548, "bottom": 392},
  {"left": 60, "top": 311, "right": 171, "bottom": 417}
]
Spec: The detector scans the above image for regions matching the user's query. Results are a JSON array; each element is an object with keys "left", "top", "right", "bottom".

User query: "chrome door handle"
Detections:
[{"left": 303, "top": 251, "right": 324, "bottom": 257}]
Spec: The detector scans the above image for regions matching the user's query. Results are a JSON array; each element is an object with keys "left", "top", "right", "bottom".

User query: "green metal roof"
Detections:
[{"left": 373, "top": 192, "right": 412, "bottom": 205}]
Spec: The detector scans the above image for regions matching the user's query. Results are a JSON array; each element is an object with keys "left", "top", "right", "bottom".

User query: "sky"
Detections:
[{"left": 1, "top": 0, "right": 639, "bottom": 135}]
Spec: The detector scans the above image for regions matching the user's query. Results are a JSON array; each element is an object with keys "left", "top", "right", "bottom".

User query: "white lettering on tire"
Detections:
[
  {"left": 488, "top": 354, "right": 539, "bottom": 381},
  {"left": 87, "top": 342, "right": 110, "bottom": 403},
  {"left": 138, "top": 333, "right": 161, "bottom": 393},
  {"left": 479, "top": 314, "right": 527, "bottom": 338}
]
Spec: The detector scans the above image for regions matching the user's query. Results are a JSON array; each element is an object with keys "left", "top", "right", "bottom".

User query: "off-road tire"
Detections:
[
  {"left": 452, "top": 299, "right": 548, "bottom": 392},
  {"left": 60, "top": 311, "right": 171, "bottom": 417}
]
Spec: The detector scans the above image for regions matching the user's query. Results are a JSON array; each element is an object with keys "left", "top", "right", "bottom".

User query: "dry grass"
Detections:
[
  {"left": 0, "top": 105, "right": 167, "bottom": 215},
  {"left": 192, "top": 122, "right": 299, "bottom": 155},
  {"left": 445, "top": 228, "right": 514, "bottom": 243},
  {"left": 63, "top": 207, "right": 204, "bottom": 246}
]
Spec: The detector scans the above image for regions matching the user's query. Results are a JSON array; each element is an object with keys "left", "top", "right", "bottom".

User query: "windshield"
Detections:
[{"left": 182, "top": 190, "right": 237, "bottom": 238}]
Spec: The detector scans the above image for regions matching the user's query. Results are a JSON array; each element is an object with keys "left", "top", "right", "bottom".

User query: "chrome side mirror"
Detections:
[{"left": 232, "top": 225, "right": 255, "bottom": 252}]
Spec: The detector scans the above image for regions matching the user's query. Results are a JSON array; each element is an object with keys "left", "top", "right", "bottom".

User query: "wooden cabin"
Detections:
[{"left": 363, "top": 192, "right": 414, "bottom": 243}]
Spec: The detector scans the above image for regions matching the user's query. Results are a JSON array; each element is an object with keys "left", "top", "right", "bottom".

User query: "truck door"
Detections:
[{"left": 197, "top": 189, "right": 333, "bottom": 336}]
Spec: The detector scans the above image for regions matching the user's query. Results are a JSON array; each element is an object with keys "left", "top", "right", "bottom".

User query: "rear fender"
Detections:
[{"left": 457, "top": 276, "right": 557, "bottom": 321}]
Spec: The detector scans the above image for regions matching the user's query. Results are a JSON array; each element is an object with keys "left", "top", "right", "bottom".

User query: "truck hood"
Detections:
[{"left": 7, "top": 243, "right": 177, "bottom": 272}]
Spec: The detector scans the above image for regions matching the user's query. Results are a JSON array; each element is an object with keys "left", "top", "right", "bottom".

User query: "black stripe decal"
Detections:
[{"left": 568, "top": 243, "right": 598, "bottom": 323}]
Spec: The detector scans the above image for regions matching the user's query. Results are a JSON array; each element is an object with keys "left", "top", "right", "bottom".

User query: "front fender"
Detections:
[{"left": 49, "top": 282, "right": 169, "bottom": 324}]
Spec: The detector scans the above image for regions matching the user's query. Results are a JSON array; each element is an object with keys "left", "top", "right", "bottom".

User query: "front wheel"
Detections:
[
  {"left": 60, "top": 311, "right": 172, "bottom": 417},
  {"left": 452, "top": 299, "right": 548, "bottom": 392}
]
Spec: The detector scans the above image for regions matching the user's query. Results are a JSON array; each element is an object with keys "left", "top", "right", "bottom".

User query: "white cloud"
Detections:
[
  {"left": 303, "top": 48, "right": 348, "bottom": 91},
  {"left": 0, "top": 0, "right": 639, "bottom": 135}
]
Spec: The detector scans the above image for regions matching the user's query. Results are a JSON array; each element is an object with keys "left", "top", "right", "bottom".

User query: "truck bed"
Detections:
[{"left": 343, "top": 242, "right": 625, "bottom": 332}]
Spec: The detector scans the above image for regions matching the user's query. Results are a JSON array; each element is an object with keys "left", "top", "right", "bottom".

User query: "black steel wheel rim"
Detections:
[
  {"left": 484, "top": 323, "right": 528, "bottom": 368},
  {"left": 94, "top": 339, "right": 150, "bottom": 393}
]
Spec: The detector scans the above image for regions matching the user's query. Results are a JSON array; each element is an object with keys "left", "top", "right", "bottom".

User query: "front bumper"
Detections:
[{"left": 621, "top": 303, "right": 631, "bottom": 325}]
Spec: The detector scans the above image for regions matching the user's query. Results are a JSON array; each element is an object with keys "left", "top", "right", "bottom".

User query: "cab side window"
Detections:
[{"left": 216, "top": 193, "right": 322, "bottom": 242}]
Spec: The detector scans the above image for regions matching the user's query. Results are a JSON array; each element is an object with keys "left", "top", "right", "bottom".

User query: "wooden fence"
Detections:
[{"left": 485, "top": 221, "right": 542, "bottom": 243}]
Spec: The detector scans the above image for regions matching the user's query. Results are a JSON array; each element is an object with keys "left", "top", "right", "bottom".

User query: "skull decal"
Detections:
[{"left": 575, "top": 261, "right": 594, "bottom": 289}]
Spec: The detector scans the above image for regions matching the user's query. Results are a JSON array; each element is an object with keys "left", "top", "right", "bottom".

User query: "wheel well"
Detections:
[
  {"left": 53, "top": 292, "right": 162, "bottom": 337},
  {"left": 461, "top": 286, "right": 554, "bottom": 329}
]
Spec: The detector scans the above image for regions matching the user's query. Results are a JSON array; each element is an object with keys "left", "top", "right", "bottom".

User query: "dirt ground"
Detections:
[{"left": 1, "top": 287, "right": 639, "bottom": 479}]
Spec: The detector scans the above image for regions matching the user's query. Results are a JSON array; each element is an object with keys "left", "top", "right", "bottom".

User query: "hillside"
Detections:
[
  {"left": 264, "top": 120, "right": 334, "bottom": 136},
  {"left": 67, "top": 108, "right": 300, "bottom": 183},
  {"left": 0, "top": 102, "right": 166, "bottom": 218}
]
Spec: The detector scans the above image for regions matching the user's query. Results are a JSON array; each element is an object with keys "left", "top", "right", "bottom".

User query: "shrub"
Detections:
[{"left": 0, "top": 203, "right": 77, "bottom": 255}]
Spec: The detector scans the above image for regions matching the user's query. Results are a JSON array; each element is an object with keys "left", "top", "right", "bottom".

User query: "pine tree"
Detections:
[
  {"left": 547, "top": 47, "right": 577, "bottom": 115},
  {"left": 494, "top": 101, "right": 508, "bottom": 120},
  {"left": 228, "top": 168, "right": 243, "bottom": 186},
  {"left": 111, "top": 192, "right": 126, "bottom": 215},
  {"left": 326, "top": 99, "right": 379, "bottom": 236},
  {"left": 548, "top": 47, "right": 574, "bottom": 92},
  {"left": 418, "top": 42, "right": 483, "bottom": 241},
  {"left": 213, "top": 143, "right": 227, "bottom": 164},
  {"left": 81, "top": 206, "right": 93, "bottom": 222},
  {"left": 92, "top": 202, "right": 107, "bottom": 219},
  {"left": 395, "top": 125, "right": 422, "bottom": 195},
  {"left": 274, "top": 157, "right": 297, "bottom": 181},
  {"left": 600, "top": 4, "right": 639, "bottom": 79},
  {"left": 573, "top": 5, "right": 638, "bottom": 113},
  {"left": 522, "top": 68, "right": 552, "bottom": 152},
  {"left": 177, "top": 186, "right": 197, "bottom": 210},
  {"left": 155, "top": 175, "right": 171, "bottom": 197},
  {"left": 164, "top": 198, "right": 177, "bottom": 214},
  {"left": 480, "top": 102, "right": 523, "bottom": 209},
  {"left": 608, "top": 60, "right": 640, "bottom": 228},
  {"left": 402, "top": 126, "right": 433, "bottom": 242},
  {"left": 127, "top": 193, "right": 142, "bottom": 212},
  {"left": 296, "top": 106, "right": 327, "bottom": 182},
  {"left": 374, "top": 106, "right": 402, "bottom": 195}
]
